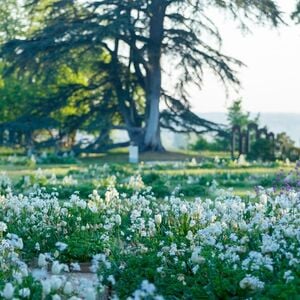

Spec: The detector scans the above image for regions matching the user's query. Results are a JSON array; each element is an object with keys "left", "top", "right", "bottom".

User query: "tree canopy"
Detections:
[{"left": 227, "top": 99, "right": 260, "bottom": 130}]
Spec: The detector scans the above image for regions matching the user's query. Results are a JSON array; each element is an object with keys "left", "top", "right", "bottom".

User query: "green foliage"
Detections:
[
  {"left": 275, "top": 132, "right": 298, "bottom": 161},
  {"left": 227, "top": 99, "right": 260, "bottom": 130},
  {"left": 2, "top": 156, "right": 299, "bottom": 300},
  {"left": 190, "top": 135, "right": 230, "bottom": 152},
  {"left": 37, "top": 153, "right": 77, "bottom": 165},
  {"left": 0, "top": 0, "right": 284, "bottom": 151},
  {"left": 248, "top": 138, "right": 275, "bottom": 161},
  {"left": 0, "top": 52, "right": 120, "bottom": 150},
  {"left": 0, "top": 0, "right": 28, "bottom": 43},
  {"left": 276, "top": 132, "right": 295, "bottom": 148}
]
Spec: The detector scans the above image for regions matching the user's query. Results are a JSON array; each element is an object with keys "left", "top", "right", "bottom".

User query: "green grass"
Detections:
[
  {"left": 80, "top": 150, "right": 206, "bottom": 164},
  {"left": 0, "top": 162, "right": 290, "bottom": 181},
  {"left": 0, "top": 150, "right": 293, "bottom": 196}
]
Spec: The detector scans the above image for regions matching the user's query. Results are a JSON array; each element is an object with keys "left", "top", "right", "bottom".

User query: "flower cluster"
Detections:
[{"left": 0, "top": 166, "right": 300, "bottom": 298}]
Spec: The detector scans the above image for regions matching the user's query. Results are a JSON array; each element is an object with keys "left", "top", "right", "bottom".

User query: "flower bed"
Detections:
[{"left": 0, "top": 164, "right": 299, "bottom": 299}]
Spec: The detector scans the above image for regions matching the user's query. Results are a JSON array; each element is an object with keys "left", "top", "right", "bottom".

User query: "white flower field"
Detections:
[{"left": 0, "top": 160, "right": 300, "bottom": 299}]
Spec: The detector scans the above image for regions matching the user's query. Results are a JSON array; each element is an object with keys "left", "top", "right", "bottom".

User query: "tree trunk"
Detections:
[
  {"left": 143, "top": 67, "right": 164, "bottom": 151},
  {"left": 143, "top": 0, "right": 166, "bottom": 152},
  {"left": 128, "top": 130, "right": 144, "bottom": 147}
]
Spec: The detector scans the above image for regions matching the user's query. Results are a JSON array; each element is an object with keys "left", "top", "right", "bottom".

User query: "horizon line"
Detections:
[{"left": 196, "top": 111, "right": 300, "bottom": 114}]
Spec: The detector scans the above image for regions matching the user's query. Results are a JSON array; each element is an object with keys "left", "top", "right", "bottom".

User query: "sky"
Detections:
[{"left": 188, "top": 0, "right": 300, "bottom": 113}]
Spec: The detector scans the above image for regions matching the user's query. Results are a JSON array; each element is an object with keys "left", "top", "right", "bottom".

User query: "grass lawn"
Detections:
[{"left": 0, "top": 150, "right": 293, "bottom": 198}]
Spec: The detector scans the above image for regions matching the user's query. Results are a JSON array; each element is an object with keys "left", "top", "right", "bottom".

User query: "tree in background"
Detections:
[
  {"left": 276, "top": 132, "right": 297, "bottom": 160},
  {"left": 227, "top": 99, "right": 259, "bottom": 130},
  {"left": 0, "top": 0, "right": 126, "bottom": 152},
  {"left": 0, "top": 52, "right": 126, "bottom": 151},
  {"left": 189, "top": 135, "right": 228, "bottom": 152},
  {"left": 1, "top": 0, "right": 283, "bottom": 152},
  {"left": 292, "top": 1, "right": 300, "bottom": 21},
  {"left": 247, "top": 138, "right": 275, "bottom": 161}
]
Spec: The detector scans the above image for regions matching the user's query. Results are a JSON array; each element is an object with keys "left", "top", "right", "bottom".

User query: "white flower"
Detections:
[
  {"left": 88, "top": 201, "right": 98, "bottom": 213},
  {"left": 128, "top": 174, "right": 145, "bottom": 190},
  {"left": 51, "top": 261, "right": 63, "bottom": 275},
  {"left": 239, "top": 275, "right": 265, "bottom": 291},
  {"left": 38, "top": 254, "right": 48, "bottom": 268},
  {"left": 108, "top": 275, "right": 116, "bottom": 285},
  {"left": 284, "top": 270, "right": 295, "bottom": 283},
  {"left": 0, "top": 221, "right": 7, "bottom": 232},
  {"left": 128, "top": 280, "right": 163, "bottom": 300},
  {"left": 115, "top": 214, "right": 122, "bottom": 225},
  {"left": 259, "top": 194, "right": 268, "bottom": 205},
  {"left": 141, "top": 280, "right": 156, "bottom": 294},
  {"left": 63, "top": 282, "right": 73, "bottom": 294},
  {"left": 186, "top": 230, "right": 194, "bottom": 241},
  {"left": 85, "top": 287, "right": 96, "bottom": 300},
  {"left": 105, "top": 187, "right": 119, "bottom": 203},
  {"left": 19, "top": 288, "right": 30, "bottom": 298},
  {"left": 192, "top": 265, "right": 199, "bottom": 274},
  {"left": 20, "top": 265, "right": 29, "bottom": 277},
  {"left": 2, "top": 283, "right": 14, "bottom": 299},
  {"left": 155, "top": 214, "right": 162, "bottom": 226},
  {"left": 191, "top": 247, "right": 205, "bottom": 265},
  {"left": 70, "top": 262, "right": 81, "bottom": 271},
  {"left": 50, "top": 276, "right": 63, "bottom": 290},
  {"left": 35, "top": 242, "right": 40, "bottom": 251},
  {"left": 190, "top": 158, "right": 197, "bottom": 166},
  {"left": 41, "top": 280, "right": 51, "bottom": 295},
  {"left": 12, "top": 271, "right": 23, "bottom": 284},
  {"left": 55, "top": 242, "right": 68, "bottom": 252},
  {"left": 180, "top": 204, "right": 188, "bottom": 214},
  {"left": 62, "top": 175, "right": 78, "bottom": 186}
]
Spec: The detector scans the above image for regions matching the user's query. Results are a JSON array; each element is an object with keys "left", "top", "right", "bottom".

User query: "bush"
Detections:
[
  {"left": 248, "top": 138, "right": 275, "bottom": 161},
  {"left": 190, "top": 136, "right": 229, "bottom": 152},
  {"left": 37, "top": 153, "right": 77, "bottom": 164}
]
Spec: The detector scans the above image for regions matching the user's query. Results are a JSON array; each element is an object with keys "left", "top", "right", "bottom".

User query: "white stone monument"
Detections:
[{"left": 129, "top": 144, "right": 139, "bottom": 163}]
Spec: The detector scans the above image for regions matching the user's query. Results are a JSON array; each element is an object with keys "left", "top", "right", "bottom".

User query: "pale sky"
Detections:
[{"left": 188, "top": 0, "right": 300, "bottom": 113}]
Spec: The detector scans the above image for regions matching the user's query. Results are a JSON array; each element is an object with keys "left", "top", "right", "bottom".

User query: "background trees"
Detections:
[
  {"left": 227, "top": 99, "right": 260, "bottom": 130},
  {"left": 0, "top": 0, "right": 285, "bottom": 152}
]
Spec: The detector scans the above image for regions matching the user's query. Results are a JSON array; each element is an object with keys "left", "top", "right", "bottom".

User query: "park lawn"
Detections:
[
  {"left": 0, "top": 162, "right": 290, "bottom": 186},
  {"left": 0, "top": 150, "right": 293, "bottom": 194},
  {"left": 0, "top": 152, "right": 293, "bottom": 199}
]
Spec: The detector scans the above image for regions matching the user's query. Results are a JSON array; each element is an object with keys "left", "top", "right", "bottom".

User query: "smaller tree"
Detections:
[
  {"left": 276, "top": 132, "right": 296, "bottom": 160},
  {"left": 227, "top": 99, "right": 259, "bottom": 130},
  {"left": 189, "top": 135, "right": 230, "bottom": 152}
]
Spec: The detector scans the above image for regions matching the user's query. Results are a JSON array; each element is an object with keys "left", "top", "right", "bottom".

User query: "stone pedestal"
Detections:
[{"left": 129, "top": 145, "right": 139, "bottom": 163}]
